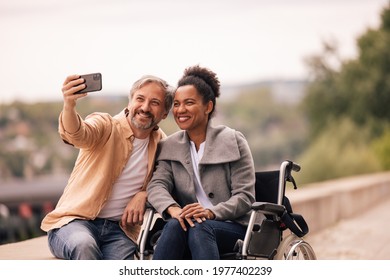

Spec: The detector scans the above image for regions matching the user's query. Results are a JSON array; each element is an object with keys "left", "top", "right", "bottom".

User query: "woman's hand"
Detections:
[
  {"left": 167, "top": 205, "right": 190, "bottom": 231},
  {"left": 167, "top": 203, "right": 215, "bottom": 231},
  {"left": 180, "top": 203, "right": 215, "bottom": 223}
]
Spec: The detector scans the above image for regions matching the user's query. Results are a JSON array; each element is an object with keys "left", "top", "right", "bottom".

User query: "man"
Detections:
[{"left": 41, "top": 74, "right": 174, "bottom": 260}]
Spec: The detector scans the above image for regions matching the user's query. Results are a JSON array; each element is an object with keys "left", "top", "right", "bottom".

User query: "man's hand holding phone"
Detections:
[
  {"left": 61, "top": 75, "right": 86, "bottom": 107},
  {"left": 62, "top": 73, "right": 102, "bottom": 105},
  {"left": 61, "top": 73, "right": 101, "bottom": 133},
  {"left": 75, "top": 73, "right": 102, "bottom": 94},
  {"left": 62, "top": 73, "right": 102, "bottom": 95}
]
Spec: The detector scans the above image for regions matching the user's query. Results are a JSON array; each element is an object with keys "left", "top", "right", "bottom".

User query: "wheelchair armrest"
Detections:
[{"left": 251, "top": 202, "right": 286, "bottom": 216}]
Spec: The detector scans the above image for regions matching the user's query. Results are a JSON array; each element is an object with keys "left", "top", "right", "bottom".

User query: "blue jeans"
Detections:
[
  {"left": 47, "top": 219, "right": 136, "bottom": 260},
  {"left": 152, "top": 219, "right": 246, "bottom": 260}
]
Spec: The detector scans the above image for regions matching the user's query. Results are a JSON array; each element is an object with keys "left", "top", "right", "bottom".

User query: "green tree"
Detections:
[
  {"left": 296, "top": 118, "right": 382, "bottom": 184},
  {"left": 372, "top": 127, "right": 390, "bottom": 169},
  {"left": 303, "top": 3, "right": 390, "bottom": 139},
  {"left": 299, "top": 3, "right": 390, "bottom": 182}
]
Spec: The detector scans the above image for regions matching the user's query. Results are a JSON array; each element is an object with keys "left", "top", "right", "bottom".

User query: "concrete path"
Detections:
[{"left": 306, "top": 197, "right": 390, "bottom": 260}]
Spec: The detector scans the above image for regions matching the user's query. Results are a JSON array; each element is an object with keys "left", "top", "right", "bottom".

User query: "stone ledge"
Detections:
[{"left": 0, "top": 236, "right": 55, "bottom": 260}]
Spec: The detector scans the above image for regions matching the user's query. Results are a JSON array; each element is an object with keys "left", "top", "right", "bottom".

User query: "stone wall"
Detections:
[{"left": 286, "top": 171, "right": 390, "bottom": 234}]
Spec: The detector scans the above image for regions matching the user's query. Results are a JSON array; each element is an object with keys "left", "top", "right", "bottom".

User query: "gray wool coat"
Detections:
[{"left": 147, "top": 124, "right": 256, "bottom": 226}]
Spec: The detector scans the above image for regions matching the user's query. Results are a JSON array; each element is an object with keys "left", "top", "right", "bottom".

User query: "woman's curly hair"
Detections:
[{"left": 177, "top": 65, "right": 221, "bottom": 119}]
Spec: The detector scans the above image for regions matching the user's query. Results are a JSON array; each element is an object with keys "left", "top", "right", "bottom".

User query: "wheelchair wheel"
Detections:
[{"left": 274, "top": 233, "right": 316, "bottom": 260}]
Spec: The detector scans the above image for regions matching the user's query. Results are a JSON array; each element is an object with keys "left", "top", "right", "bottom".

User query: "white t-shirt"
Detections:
[
  {"left": 98, "top": 137, "right": 149, "bottom": 220},
  {"left": 190, "top": 141, "right": 213, "bottom": 208}
]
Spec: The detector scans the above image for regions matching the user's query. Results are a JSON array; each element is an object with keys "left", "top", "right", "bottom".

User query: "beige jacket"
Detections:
[{"left": 41, "top": 108, "right": 165, "bottom": 242}]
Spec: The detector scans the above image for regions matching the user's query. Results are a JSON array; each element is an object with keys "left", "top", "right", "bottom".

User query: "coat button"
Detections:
[{"left": 208, "top": 193, "right": 214, "bottom": 198}]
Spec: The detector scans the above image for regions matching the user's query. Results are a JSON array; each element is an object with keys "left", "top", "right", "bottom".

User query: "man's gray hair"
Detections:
[{"left": 130, "top": 75, "right": 175, "bottom": 113}]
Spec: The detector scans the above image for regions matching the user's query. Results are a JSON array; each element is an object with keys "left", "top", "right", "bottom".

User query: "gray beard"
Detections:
[{"left": 131, "top": 115, "right": 155, "bottom": 130}]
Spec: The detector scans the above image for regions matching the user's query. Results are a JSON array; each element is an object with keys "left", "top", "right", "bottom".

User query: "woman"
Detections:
[{"left": 146, "top": 65, "right": 256, "bottom": 259}]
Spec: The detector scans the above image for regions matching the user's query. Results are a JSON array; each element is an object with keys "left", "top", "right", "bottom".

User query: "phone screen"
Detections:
[{"left": 75, "top": 73, "right": 102, "bottom": 94}]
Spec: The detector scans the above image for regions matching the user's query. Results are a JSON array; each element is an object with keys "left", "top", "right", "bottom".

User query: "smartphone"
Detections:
[{"left": 75, "top": 73, "right": 102, "bottom": 94}]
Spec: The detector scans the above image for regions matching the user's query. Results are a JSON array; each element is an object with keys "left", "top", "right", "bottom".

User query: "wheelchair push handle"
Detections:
[
  {"left": 277, "top": 160, "right": 300, "bottom": 205},
  {"left": 280, "top": 160, "right": 301, "bottom": 174},
  {"left": 288, "top": 160, "right": 301, "bottom": 172}
]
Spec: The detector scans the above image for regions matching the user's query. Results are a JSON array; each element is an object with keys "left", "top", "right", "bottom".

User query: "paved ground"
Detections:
[{"left": 306, "top": 197, "right": 390, "bottom": 260}]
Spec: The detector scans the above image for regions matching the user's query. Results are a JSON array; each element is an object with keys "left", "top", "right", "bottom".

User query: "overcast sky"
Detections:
[{"left": 0, "top": 0, "right": 388, "bottom": 104}]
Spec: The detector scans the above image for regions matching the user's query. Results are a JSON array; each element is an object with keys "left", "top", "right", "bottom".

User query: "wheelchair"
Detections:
[{"left": 136, "top": 160, "right": 316, "bottom": 260}]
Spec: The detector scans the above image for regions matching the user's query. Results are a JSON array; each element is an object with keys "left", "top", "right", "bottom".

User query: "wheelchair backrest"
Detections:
[
  {"left": 254, "top": 170, "right": 280, "bottom": 204},
  {"left": 254, "top": 170, "right": 293, "bottom": 209}
]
